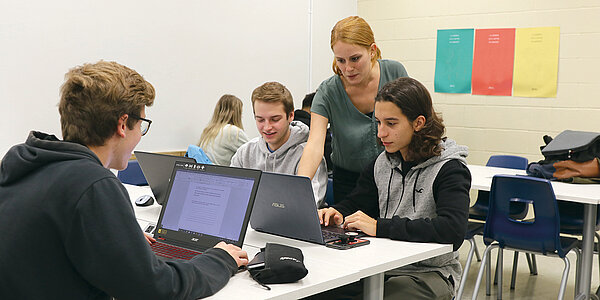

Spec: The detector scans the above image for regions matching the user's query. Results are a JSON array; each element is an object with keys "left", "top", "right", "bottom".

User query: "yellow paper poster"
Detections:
[{"left": 513, "top": 27, "right": 560, "bottom": 97}]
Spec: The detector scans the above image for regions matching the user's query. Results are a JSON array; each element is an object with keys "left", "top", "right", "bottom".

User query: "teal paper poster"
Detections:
[{"left": 434, "top": 29, "right": 475, "bottom": 93}]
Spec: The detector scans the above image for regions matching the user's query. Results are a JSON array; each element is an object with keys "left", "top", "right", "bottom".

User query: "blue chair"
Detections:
[
  {"left": 556, "top": 201, "right": 600, "bottom": 296},
  {"left": 325, "top": 178, "right": 334, "bottom": 206},
  {"left": 117, "top": 160, "right": 148, "bottom": 186},
  {"left": 471, "top": 175, "right": 580, "bottom": 300},
  {"left": 458, "top": 155, "right": 531, "bottom": 299},
  {"left": 186, "top": 145, "right": 213, "bottom": 164},
  {"left": 469, "top": 155, "right": 530, "bottom": 220}
]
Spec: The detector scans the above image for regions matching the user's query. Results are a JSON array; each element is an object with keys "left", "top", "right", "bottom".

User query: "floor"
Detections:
[{"left": 457, "top": 235, "right": 599, "bottom": 300}]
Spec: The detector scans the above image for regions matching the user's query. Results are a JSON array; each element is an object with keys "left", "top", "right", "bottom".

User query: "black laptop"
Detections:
[
  {"left": 134, "top": 151, "right": 196, "bottom": 205},
  {"left": 250, "top": 172, "right": 353, "bottom": 245},
  {"left": 150, "top": 161, "right": 261, "bottom": 260}
]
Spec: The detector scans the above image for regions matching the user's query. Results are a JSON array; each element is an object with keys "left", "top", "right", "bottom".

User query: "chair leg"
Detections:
[
  {"left": 486, "top": 250, "right": 492, "bottom": 296},
  {"left": 494, "top": 253, "right": 499, "bottom": 285},
  {"left": 474, "top": 240, "right": 482, "bottom": 262},
  {"left": 472, "top": 243, "right": 498, "bottom": 300},
  {"left": 574, "top": 248, "right": 581, "bottom": 299},
  {"left": 558, "top": 256, "right": 571, "bottom": 300},
  {"left": 497, "top": 249, "right": 503, "bottom": 300},
  {"left": 510, "top": 252, "right": 518, "bottom": 290},
  {"left": 457, "top": 238, "right": 477, "bottom": 300},
  {"left": 594, "top": 231, "right": 600, "bottom": 294},
  {"left": 527, "top": 253, "right": 538, "bottom": 275},
  {"left": 493, "top": 249, "right": 504, "bottom": 286}
]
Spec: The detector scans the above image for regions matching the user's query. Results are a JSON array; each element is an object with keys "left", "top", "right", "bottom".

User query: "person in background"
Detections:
[
  {"left": 0, "top": 61, "right": 247, "bottom": 299},
  {"left": 231, "top": 82, "right": 328, "bottom": 207},
  {"left": 298, "top": 16, "right": 409, "bottom": 203},
  {"left": 317, "top": 78, "right": 470, "bottom": 299},
  {"left": 293, "top": 92, "right": 333, "bottom": 172},
  {"left": 198, "top": 94, "right": 249, "bottom": 165}
]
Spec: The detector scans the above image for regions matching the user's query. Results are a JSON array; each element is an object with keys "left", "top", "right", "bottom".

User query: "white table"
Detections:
[
  {"left": 468, "top": 165, "right": 600, "bottom": 299},
  {"left": 244, "top": 228, "right": 451, "bottom": 300},
  {"left": 124, "top": 184, "right": 452, "bottom": 300}
]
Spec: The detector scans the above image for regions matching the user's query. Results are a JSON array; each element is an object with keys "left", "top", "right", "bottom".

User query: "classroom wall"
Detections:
[
  {"left": 0, "top": 0, "right": 357, "bottom": 158},
  {"left": 358, "top": 0, "right": 600, "bottom": 165}
]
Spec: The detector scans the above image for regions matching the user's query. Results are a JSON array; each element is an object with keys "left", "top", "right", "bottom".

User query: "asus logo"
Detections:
[
  {"left": 191, "top": 238, "right": 199, "bottom": 242},
  {"left": 272, "top": 202, "right": 285, "bottom": 209}
]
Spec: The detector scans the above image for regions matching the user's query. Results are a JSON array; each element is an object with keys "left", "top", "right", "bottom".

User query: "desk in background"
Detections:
[
  {"left": 125, "top": 184, "right": 452, "bottom": 300},
  {"left": 468, "top": 165, "right": 600, "bottom": 299}
]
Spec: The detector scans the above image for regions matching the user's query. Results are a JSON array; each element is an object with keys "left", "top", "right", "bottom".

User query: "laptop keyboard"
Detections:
[
  {"left": 150, "top": 241, "right": 201, "bottom": 260},
  {"left": 322, "top": 229, "right": 343, "bottom": 242}
]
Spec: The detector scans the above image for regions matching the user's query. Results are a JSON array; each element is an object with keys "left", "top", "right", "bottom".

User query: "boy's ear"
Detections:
[
  {"left": 116, "top": 114, "right": 128, "bottom": 138},
  {"left": 413, "top": 115, "right": 426, "bottom": 132},
  {"left": 288, "top": 111, "right": 295, "bottom": 122}
]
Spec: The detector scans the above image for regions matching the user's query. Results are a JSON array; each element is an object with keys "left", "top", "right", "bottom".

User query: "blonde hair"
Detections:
[
  {"left": 59, "top": 61, "right": 155, "bottom": 146},
  {"left": 330, "top": 16, "right": 382, "bottom": 76},
  {"left": 198, "top": 94, "right": 244, "bottom": 148}
]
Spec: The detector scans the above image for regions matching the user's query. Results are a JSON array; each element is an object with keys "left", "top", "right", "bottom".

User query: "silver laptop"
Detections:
[{"left": 134, "top": 151, "right": 196, "bottom": 205}]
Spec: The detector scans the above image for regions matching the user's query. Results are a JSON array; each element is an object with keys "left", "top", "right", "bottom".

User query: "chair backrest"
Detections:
[
  {"left": 483, "top": 175, "right": 567, "bottom": 257},
  {"left": 325, "top": 178, "right": 334, "bottom": 206},
  {"left": 556, "top": 201, "right": 600, "bottom": 229},
  {"left": 117, "top": 160, "right": 148, "bottom": 186},
  {"left": 472, "top": 155, "right": 529, "bottom": 218},
  {"left": 486, "top": 155, "right": 529, "bottom": 170},
  {"left": 186, "top": 145, "right": 213, "bottom": 164}
]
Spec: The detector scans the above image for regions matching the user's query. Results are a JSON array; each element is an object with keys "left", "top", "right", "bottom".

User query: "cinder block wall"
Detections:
[{"left": 359, "top": 0, "right": 600, "bottom": 165}]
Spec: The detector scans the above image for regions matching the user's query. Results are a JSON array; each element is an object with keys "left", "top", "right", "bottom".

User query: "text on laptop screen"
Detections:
[{"left": 160, "top": 169, "right": 255, "bottom": 242}]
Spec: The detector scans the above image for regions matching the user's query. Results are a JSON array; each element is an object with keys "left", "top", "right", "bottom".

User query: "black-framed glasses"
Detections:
[{"left": 129, "top": 114, "right": 152, "bottom": 136}]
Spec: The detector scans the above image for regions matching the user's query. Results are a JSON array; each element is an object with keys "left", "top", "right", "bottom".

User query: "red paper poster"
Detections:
[{"left": 471, "top": 28, "right": 516, "bottom": 96}]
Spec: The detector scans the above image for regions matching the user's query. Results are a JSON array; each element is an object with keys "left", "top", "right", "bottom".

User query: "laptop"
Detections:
[
  {"left": 250, "top": 172, "right": 355, "bottom": 245},
  {"left": 134, "top": 151, "right": 196, "bottom": 205},
  {"left": 151, "top": 161, "right": 261, "bottom": 260}
]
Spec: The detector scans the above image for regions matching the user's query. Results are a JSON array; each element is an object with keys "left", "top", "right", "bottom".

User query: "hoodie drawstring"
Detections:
[
  {"left": 410, "top": 168, "right": 423, "bottom": 213},
  {"left": 388, "top": 167, "right": 423, "bottom": 217},
  {"left": 386, "top": 167, "right": 407, "bottom": 219},
  {"left": 384, "top": 168, "right": 394, "bottom": 218}
]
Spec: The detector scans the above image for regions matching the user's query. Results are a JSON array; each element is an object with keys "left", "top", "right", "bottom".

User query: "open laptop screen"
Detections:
[
  {"left": 134, "top": 151, "right": 196, "bottom": 205},
  {"left": 155, "top": 162, "right": 261, "bottom": 249}
]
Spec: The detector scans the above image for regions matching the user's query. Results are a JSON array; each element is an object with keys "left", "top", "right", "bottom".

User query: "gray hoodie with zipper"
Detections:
[
  {"left": 231, "top": 121, "right": 328, "bottom": 207},
  {"left": 375, "top": 138, "right": 469, "bottom": 291}
]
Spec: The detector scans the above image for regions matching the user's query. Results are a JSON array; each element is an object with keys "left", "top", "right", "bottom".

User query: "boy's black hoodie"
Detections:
[{"left": 0, "top": 131, "right": 238, "bottom": 299}]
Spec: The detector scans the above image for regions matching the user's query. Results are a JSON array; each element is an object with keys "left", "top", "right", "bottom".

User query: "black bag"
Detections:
[
  {"left": 247, "top": 243, "right": 308, "bottom": 287},
  {"left": 541, "top": 130, "right": 600, "bottom": 162},
  {"left": 527, "top": 130, "right": 600, "bottom": 180}
]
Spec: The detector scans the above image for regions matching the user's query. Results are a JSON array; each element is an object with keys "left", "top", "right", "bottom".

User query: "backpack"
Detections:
[{"left": 526, "top": 130, "right": 600, "bottom": 181}]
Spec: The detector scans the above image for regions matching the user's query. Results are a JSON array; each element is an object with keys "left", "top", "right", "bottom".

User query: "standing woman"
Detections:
[
  {"left": 298, "top": 16, "right": 409, "bottom": 203},
  {"left": 198, "top": 94, "right": 249, "bottom": 166}
]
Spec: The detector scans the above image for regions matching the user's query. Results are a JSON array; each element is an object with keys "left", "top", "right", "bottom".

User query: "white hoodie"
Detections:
[{"left": 230, "top": 121, "right": 327, "bottom": 207}]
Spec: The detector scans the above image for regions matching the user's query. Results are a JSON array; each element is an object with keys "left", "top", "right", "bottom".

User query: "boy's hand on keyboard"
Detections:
[
  {"left": 144, "top": 233, "right": 156, "bottom": 245},
  {"left": 214, "top": 242, "right": 249, "bottom": 268},
  {"left": 343, "top": 210, "right": 376, "bottom": 236},
  {"left": 318, "top": 207, "right": 343, "bottom": 227}
]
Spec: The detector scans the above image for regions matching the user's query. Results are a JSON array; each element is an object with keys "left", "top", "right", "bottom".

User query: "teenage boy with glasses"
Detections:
[
  {"left": 0, "top": 61, "right": 248, "bottom": 299},
  {"left": 129, "top": 114, "right": 152, "bottom": 136}
]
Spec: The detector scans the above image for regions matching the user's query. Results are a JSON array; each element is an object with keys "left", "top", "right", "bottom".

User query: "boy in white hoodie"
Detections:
[{"left": 231, "top": 82, "right": 328, "bottom": 207}]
